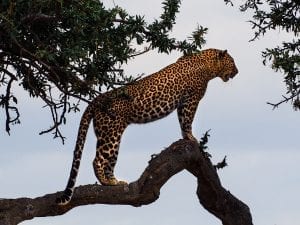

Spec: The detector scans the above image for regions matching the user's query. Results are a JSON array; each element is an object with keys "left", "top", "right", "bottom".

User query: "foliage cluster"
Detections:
[{"left": 236, "top": 0, "right": 300, "bottom": 109}]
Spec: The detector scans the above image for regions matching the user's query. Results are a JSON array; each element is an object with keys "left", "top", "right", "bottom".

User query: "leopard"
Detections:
[{"left": 56, "top": 48, "right": 238, "bottom": 205}]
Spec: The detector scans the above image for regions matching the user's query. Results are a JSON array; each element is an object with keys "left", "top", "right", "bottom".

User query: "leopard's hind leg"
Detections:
[{"left": 92, "top": 112, "right": 128, "bottom": 186}]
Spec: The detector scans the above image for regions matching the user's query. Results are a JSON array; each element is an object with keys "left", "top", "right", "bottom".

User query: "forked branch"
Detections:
[{"left": 0, "top": 139, "right": 253, "bottom": 225}]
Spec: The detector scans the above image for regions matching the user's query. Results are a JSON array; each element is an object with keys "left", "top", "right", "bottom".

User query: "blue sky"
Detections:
[{"left": 1, "top": 1, "right": 299, "bottom": 225}]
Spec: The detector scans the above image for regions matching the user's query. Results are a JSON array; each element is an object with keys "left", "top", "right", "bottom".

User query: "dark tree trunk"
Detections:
[{"left": 0, "top": 139, "right": 253, "bottom": 225}]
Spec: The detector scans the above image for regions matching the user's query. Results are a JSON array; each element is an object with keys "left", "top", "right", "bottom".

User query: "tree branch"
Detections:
[
  {"left": 21, "top": 13, "right": 57, "bottom": 25},
  {"left": 267, "top": 90, "right": 300, "bottom": 109},
  {"left": 0, "top": 75, "right": 19, "bottom": 134},
  {"left": 0, "top": 139, "right": 253, "bottom": 225}
]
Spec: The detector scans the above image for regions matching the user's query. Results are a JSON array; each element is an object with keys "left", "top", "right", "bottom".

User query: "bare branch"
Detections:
[
  {"left": 39, "top": 94, "right": 68, "bottom": 143},
  {"left": 0, "top": 67, "right": 17, "bottom": 80},
  {"left": 267, "top": 90, "right": 300, "bottom": 109}
]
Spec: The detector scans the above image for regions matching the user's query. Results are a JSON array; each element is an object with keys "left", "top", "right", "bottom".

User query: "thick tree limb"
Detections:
[{"left": 0, "top": 139, "right": 253, "bottom": 225}]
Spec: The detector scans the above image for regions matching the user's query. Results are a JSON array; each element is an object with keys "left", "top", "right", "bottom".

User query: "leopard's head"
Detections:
[{"left": 216, "top": 49, "right": 238, "bottom": 82}]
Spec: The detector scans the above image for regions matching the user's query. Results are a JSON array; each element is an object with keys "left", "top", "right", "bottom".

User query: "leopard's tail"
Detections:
[{"left": 56, "top": 104, "right": 94, "bottom": 205}]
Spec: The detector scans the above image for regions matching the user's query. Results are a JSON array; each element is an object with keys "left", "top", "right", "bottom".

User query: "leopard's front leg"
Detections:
[{"left": 177, "top": 94, "right": 201, "bottom": 142}]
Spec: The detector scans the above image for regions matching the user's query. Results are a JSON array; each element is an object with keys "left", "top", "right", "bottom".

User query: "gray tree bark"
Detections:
[{"left": 0, "top": 139, "right": 253, "bottom": 225}]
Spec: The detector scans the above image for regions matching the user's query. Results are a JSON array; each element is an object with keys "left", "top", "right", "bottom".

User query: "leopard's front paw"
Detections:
[{"left": 184, "top": 133, "right": 198, "bottom": 142}]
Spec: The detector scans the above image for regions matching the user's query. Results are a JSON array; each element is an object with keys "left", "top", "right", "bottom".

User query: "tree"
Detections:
[
  {"left": 226, "top": 0, "right": 300, "bottom": 110},
  {"left": 0, "top": 0, "right": 253, "bottom": 224}
]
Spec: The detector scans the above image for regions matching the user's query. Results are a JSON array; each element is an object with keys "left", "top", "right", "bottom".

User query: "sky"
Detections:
[{"left": 1, "top": 0, "right": 300, "bottom": 225}]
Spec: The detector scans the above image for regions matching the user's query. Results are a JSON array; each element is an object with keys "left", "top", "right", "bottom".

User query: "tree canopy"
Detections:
[
  {"left": 0, "top": 0, "right": 206, "bottom": 141},
  {"left": 1, "top": 0, "right": 299, "bottom": 141}
]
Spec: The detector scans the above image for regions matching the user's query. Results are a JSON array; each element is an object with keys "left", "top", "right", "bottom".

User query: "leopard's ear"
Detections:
[{"left": 218, "top": 49, "right": 227, "bottom": 58}]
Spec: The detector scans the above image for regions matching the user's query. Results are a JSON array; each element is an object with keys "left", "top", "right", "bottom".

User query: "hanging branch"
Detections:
[{"left": 0, "top": 75, "right": 19, "bottom": 134}]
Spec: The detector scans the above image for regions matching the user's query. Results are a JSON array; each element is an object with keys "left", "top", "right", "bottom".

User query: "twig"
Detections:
[
  {"left": 214, "top": 156, "right": 228, "bottom": 170},
  {"left": 39, "top": 95, "right": 68, "bottom": 144},
  {"left": 267, "top": 91, "right": 300, "bottom": 109},
  {"left": 128, "top": 46, "right": 152, "bottom": 58}
]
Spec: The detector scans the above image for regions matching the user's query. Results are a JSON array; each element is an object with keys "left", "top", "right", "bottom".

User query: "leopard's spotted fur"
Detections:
[{"left": 56, "top": 48, "right": 238, "bottom": 205}]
